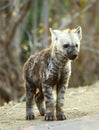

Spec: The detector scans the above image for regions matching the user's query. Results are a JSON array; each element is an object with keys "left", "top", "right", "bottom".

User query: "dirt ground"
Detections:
[{"left": 0, "top": 81, "right": 99, "bottom": 130}]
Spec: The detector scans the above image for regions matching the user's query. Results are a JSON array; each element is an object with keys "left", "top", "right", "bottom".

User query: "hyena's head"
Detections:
[{"left": 50, "top": 26, "right": 82, "bottom": 60}]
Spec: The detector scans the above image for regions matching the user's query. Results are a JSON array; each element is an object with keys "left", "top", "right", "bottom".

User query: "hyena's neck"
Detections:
[{"left": 50, "top": 45, "right": 69, "bottom": 69}]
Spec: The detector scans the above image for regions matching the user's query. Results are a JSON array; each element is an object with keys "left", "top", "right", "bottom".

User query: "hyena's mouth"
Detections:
[{"left": 68, "top": 54, "right": 78, "bottom": 60}]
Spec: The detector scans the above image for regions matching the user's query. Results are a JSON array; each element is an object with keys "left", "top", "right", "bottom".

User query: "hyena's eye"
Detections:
[
  {"left": 63, "top": 44, "right": 70, "bottom": 48},
  {"left": 75, "top": 44, "right": 78, "bottom": 47}
]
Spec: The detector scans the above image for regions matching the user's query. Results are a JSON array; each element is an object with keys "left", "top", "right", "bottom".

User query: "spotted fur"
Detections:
[{"left": 23, "top": 26, "right": 82, "bottom": 121}]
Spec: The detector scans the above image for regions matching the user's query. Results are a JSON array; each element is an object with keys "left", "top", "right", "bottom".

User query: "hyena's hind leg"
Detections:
[
  {"left": 26, "top": 81, "right": 36, "bottom": 120},
  {"left": 35, "top": 90, "right": 45, "bottom": 116}
]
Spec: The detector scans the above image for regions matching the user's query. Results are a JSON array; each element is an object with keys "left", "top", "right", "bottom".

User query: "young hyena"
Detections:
[{"left": 23, "top": 26, "right": 82, "bottom": 121}]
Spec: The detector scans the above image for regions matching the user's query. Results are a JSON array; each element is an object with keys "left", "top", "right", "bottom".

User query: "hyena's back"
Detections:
[{"left": 23, "top": 48, "right": 51, "bottom": 88}]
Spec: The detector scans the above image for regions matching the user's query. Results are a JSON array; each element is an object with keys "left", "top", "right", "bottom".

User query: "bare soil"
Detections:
[{"left": 0, "top": 82, "right": 99, "bottom": 130}]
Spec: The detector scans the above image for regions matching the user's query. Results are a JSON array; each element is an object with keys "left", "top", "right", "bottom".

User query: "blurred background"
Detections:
[{"left": 0, "top": 0, "right": 99, "bottom": 105}]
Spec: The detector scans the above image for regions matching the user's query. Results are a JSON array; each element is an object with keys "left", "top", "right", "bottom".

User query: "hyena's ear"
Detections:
[
  {"left": 49, "top": 28, "right": 60, "bottom": 41},
  {"left": 75, "top": 26, "right": 82, "bottom": 40}
]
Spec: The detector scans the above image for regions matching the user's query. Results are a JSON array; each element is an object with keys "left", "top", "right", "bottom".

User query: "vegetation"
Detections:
[{"left": 0, "top": 0, "right": 99, "bottom": 105}]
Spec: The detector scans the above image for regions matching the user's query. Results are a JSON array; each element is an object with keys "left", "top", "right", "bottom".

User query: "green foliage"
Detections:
[
  {"left": 27, "top": 8, "right": 34, "bottom": 29},
  {"left": 21, "top": 40, "right": 30, "bottom": 64},
  {"left": 96, "top": 18, "right": 99, "bottom": 30},
  {"left": 37, "top": 1, "right": 43, "bottom": 23},
  {"left": 21, "top": 33, "right": 30, "bottom": 63},
  {"left": 52, "top": 22, "right": 59, "bottom": 29},
  {"left": 81, "top": 0, "right": 89, "bottom": 7},
  {"left": 62, "top": 0, "right": 71, "bottom": 8}
]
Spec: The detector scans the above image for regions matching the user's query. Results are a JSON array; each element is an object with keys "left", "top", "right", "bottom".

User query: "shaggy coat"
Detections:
[{"left": 23, "top": 26, "right": 82, "bottom": 121}]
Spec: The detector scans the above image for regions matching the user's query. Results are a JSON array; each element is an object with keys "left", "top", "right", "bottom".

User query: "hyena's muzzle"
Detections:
[{"left": 67, "top": 46, "right": 78, "bottom": 60}]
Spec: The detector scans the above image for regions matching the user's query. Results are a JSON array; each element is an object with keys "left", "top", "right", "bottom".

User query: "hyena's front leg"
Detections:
[
  {"left": 26, "top": 81, "right": 35, "bottom": 120},
  {"left": 56, "top": 83, "right": 67, "bottom": 120},
  {"left": 42, "top": 83, "right": 55, "bottom": 121}
]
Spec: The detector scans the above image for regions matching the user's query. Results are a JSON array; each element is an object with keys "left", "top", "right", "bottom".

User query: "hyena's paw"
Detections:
[
  {"left": 36, "top": 102, "right": 45, "bottom": 116},
  {"left": 26, "top": 112, "right": 35, "bottom": 120},
  {"left": 45, "top": 112, "right": 55, "bottom": 121},
  {"left": 56, "top": 113, "right": 66, "bottom": 120},
  {"left": 39, "top": 107, "right": 45, "bottom": 116}
]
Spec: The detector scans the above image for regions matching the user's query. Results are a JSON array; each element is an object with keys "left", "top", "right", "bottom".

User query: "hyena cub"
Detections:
[{"left": 23, "top": 26, "right": 82, "bottom": 121}]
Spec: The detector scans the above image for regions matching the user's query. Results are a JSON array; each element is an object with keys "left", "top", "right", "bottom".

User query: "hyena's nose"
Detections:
[
  {"left": 68, "top": 53, "right": 78, "bottom": 60},
  {"left": 72, "top": 54, "right": 77, "bottom": 59}
]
